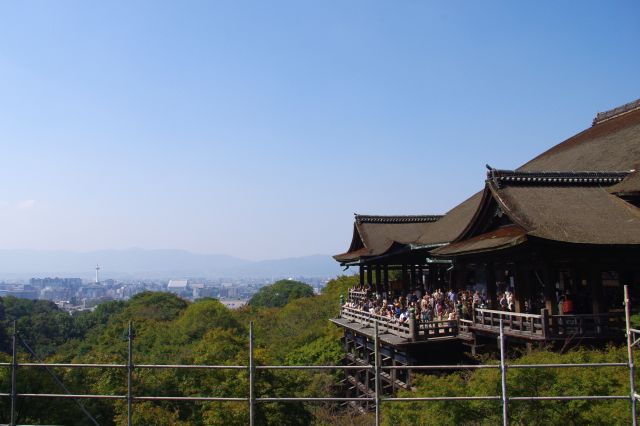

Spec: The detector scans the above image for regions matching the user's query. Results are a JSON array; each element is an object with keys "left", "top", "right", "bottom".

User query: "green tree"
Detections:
[{"left": 248, "top": 280, "right": 314, "bottom": 308}]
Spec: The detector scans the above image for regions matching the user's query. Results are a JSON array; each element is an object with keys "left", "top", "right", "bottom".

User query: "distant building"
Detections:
[
  {"left": 168, "top": 279, "right": 188, "bottom": 290},
  {"left": 30, "top": 277, "right": 82, "bottom": 288},
  {"left": 0, "top": 285, "right": 39, "bottom": 299}
]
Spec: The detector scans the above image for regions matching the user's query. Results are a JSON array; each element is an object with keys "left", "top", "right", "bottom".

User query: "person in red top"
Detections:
[{"left": 562, "top": 291, "right": 574, "bottom": 315}]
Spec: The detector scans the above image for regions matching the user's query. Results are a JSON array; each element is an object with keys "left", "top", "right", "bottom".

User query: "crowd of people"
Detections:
[
  {"left": 344, "top": 285, "right": 494, "bottom": 324},
  {"left": 345, "top": 286, "right": 588, "bottom": 323},
  {"left": 344, "top": 285, "right": 583, "bottom": 325}
]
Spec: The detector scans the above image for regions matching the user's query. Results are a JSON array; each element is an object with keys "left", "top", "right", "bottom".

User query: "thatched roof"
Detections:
[
  {"left": 333, "top": 215, "right": 442, "bottom": 263},
  {"left": 433, "top": 168, "right": 640, "bottom": 256}
]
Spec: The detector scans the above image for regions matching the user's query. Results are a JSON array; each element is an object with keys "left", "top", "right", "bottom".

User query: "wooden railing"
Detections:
[
  {"left": 348, "top": 290, "right": 369, "bottom": 306},
  {"left": 548, "top": 313, "right": 625, "bottom": 338},
  {"left": 341, "top": 292, "right": 625, "bottom": 342},
  {"left": 341, "top": 306, "right": 411, "bottom": 338},
  {"left": 473, "top": 308, "right": 547, "bottom": 338},
  {"left": 458, "top": 318, "right": 474, "bottom": 340},
  {"left": 340, "top": 306, "right": 456, "bottom": 341}
]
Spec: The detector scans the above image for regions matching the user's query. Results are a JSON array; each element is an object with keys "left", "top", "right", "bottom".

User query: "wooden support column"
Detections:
[
  {"left": 375, "top": 265, "right": 382, "bottom": 294},
  {"left": 588, "top": 266, "right": 604, "bottom": 314},
  {"left": 391, "top": 358, "right": 397, "bottom": 393},
  {"left": 426, "top": 264, "right": 435, "bottom": 292},
  {"left": 409, "top": 265, "right": 416, "bottom": 290},
  {"left": 450, "top": 262, "right": 465, "bottom": 291},
  {"left": 401, "top": 264, "right": 408, "bottom": 292},
  {"left": 570, "top": 268, "right": 581, "bottom": 296},
  {"left": 485, "top": 263, "right": 497, "bottom": 310},
  {"left": 383, "top": 265, "right": 389, "bottom": 294},
  {"left": 359, "top": 264, "right": 365, "bottom": 288},
  {"left": 540, "top": 263, "right": 557, "bottom": 314},
  {"left": 366, "top": 265, "right": 373, "bottom": 288},
  {"left": 513, "top": 264, "right": 530, "bottom": 313}
]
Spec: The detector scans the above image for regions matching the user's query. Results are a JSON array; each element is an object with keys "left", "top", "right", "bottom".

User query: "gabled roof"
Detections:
[
  {"left": 335, "top": 98, "right": 640, "bottom": 261},
  {"left": 432, "top": 168, "right": 640, "bottom": 256},
  {"left": 520, "top": 101, "right": 640, "bottom": 172},
  {"left": 432, "top": 99, "right": 640, "bottom": 257},
  {"left": 333, "top": 214, "right": 443, "bottom": 263}
]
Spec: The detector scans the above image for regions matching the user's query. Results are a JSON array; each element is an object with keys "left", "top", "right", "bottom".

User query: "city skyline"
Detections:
[{"left": 1, "top": 1, "right": 639, "bottom": 260}]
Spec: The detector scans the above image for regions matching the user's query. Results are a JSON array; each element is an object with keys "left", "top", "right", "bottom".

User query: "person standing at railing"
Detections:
[
  {"left": 448, "top": 289, "right": 457, "bottom": 304},
  {"left": 499, "top": 293, "right": 508, "bottom": 311},
  {"left": 420, "top": 295, "right": 429, "bottom": 312},
  {"left": 448, "top": 310, "right": 457, "bottom": 332},
  {"left": 424, "top": 305, "right": 433, "bottom": 322}
]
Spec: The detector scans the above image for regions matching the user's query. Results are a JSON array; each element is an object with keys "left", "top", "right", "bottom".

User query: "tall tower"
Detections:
[{"left": 95, "top": 264, "right": 100, "bottom": 284}]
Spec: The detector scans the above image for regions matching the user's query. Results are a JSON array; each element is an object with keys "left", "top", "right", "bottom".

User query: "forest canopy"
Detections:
[
  {"left": 0, "top": 275, "right": 637, "bottom": 425},
  {"left": 248, "top": 279, "right": 314, "bottom": 308}
]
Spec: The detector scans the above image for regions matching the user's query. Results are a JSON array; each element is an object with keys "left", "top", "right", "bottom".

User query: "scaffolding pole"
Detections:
[
  {"left": 374, "top": 322, "right": 381, "bottom": 426},
  {"left": 625, "top": 285, "right": 637, "bottom": 426},
  {"left": 499, "top": 319, "right": 509, "bottom": 426},
  {"left": 10, "top": 321, "right": 17, "bottom": 426},
  {"left": 249, "top": 321, "right": 255, "bottom": 426},
  {"left": 127, "top": 322, "right": 134, "bottom": 426}
]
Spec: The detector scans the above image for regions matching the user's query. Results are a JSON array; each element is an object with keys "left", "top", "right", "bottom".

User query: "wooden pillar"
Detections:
[
  {"left": 426, "top": 264, "right": 435, "bottom": 292},
  {"left": 383, "top": 265, "right": 389, "bottom": 294},
  {"left": 401, "top": 264, "right": 408, "bottom": 291},
  {"left": 448, "top": 267, "right": 456, "bottom": 291},
  {"left": 366, "top": 265, "right": 373, "bottom": 288},
  {"left": 450, "top": 262, "right": 465, "bottom": 291},
  {"left": 409, "top": 264, "right": 416, "bottom": 290},
  {"left": 513, "top": 264, "right": 530, "bottom": 313},
  {"left": 485, "top": 263, "right": 497, "bottom": 310},
  {"left": 540, "top": 263, "right": 556, "bottom": 314},
  {"left": 570, "top": 267, "right": 584, "bottom": 314},
  {"left": 570, "top": 268, "right": 581, "bottom": 295},
  {"left": 359, "top": 264, "right": 365, "bottom": 288},
  {"left": 375, "top": 265, "right": 382, "bottom": 294},
  {"left": 391, "top": 358, "right": 397, "bottom": 393},
  {"left": 588, "top": 267, "right": 603, "bottom": 314}
]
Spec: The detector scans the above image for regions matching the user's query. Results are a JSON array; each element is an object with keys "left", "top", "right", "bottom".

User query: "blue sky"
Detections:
[{"left": 0, "top": 1, "right": 639, "bottom": 260}]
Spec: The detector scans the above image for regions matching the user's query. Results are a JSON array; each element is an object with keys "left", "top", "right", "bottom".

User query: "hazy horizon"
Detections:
[
  {"left": 1, "top": 1, "right": 639, "bottom": 260},
  {"left": 0, "top": 248, "right": 345, "bottom": 280}
]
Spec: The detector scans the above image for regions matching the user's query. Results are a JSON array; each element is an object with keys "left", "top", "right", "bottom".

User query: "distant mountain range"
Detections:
[{"left": 0, "top": 249, "right": 348, "bottom": 280}]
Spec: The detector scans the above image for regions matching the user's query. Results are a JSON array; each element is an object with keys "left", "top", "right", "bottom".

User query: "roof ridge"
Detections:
[
  {"left": 355, "top": 214, "right": 443, "bottom": 224},
  {"left": 593, "top": 98, "right": 640, "bottom": 126},
  {"left": 486, "top": 167, "right": 631, "bottom": 189}
]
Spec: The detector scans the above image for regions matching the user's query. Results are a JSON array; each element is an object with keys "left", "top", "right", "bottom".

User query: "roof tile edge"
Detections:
[
  {"left": 354, "top": 214, "right": 443, "bottom": 224},
  {"left": 592, "top": 98, "right": 640, "bottom": 126},
  {"left": 486, "top": 168, "right": 630, "bottom": 188}
]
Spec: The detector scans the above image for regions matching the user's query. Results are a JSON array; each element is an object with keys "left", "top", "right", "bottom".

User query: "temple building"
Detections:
[{"left": 331, "top": 98, "right": 640, "bottom": 399}]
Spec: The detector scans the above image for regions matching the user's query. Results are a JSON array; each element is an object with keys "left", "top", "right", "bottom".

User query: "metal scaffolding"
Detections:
[{"left": 1, "top": 285, "right": 639, "bottom": 426}]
